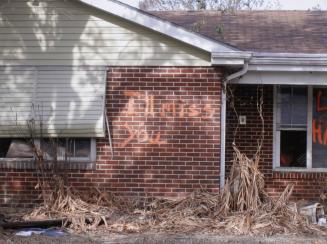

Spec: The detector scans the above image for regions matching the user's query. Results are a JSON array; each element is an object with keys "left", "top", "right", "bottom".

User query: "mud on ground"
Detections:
[{"left": 2, "top": 233, "right": 327, "bottom": 244}]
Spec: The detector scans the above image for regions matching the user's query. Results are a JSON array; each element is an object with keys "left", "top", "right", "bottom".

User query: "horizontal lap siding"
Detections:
[
  {"left": 0, "top": 0, "right": 211, "bottom": 66},
  {"left": 0, "top": 68, "right": 35, "bottom": 136},
  {"left": 0, "top": 67, "right": 106, "bottom": 137}
]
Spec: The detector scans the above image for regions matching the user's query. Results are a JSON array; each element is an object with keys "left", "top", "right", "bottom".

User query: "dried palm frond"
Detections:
[
  {"left": 24, "top": 176, "right": 114, "bottom": 232},
  {"left": 219, "top": 145, "right": 267, "bottom": 215}
]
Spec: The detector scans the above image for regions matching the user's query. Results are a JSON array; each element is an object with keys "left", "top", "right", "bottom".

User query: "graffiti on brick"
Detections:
[
  {"left": 124, "top": 90, "right": 215, "bottom": 119},
  {"left": 119, "top": 124, "right": 167, "bottom": 148},
  {"left": 119, "top": 90, "right": 215, "bottom": 147}
]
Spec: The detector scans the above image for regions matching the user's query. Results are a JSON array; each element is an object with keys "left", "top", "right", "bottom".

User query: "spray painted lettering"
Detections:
[
  {"left": 119, "top": 124, "right": 167, "bottom": 148},
  {"left": 313, "top": 89, "right": 327, "bottom": 145},
  {"left": 124, "top": 90, "right": 215, "bottom": 119},
  {"left": 120, "top": 91, "right": 215, "bottom": 148}
]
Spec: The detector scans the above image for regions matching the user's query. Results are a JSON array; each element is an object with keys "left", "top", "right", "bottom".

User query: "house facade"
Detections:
[
  {"left": 155, "top": 11, "right": 327, "bottom": 200},
  {"left": 0, "top": 0, "right": 326, "bottom": 208}
]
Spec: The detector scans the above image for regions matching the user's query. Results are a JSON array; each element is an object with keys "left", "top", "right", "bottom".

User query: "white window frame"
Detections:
[
  {"left": 0, "top": 138, "right": 96, "bottom": 163},
  {"left": 273, "top": 85, "right": 327, "bottom": 172}
]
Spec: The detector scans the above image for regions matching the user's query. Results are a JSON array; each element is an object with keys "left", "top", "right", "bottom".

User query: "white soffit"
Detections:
[
  {"left": 77, "top": 0, "right": 239, "bottom": 54},
  {"left": 232, "top": 71, "right": 327, "bottom": 85}
]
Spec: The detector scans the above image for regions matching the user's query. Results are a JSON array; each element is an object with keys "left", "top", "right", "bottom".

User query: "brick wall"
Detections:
[
  {"left": 226, "top": 85, "right": 327, "bottom": 201},
  {"left": 0, "top": 66, "right": 222, "bottom": 208}
]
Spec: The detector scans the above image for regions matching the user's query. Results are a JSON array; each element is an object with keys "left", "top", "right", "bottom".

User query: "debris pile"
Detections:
[
  {"left": 20, "top": 146, "right": 326, "bottom": 235},
  {"left": 24, "top": 177, "right": 116, "bottom": 232},
  {"left": 138, "top": 145, "right": 323, "bottom": 235}
]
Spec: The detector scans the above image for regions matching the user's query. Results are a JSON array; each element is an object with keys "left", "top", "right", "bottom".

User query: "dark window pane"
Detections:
[
  {"left": 0, "top": 139, "right": 11, "bottom": 157},
  {"left": 280, "top": 131, "right": 306, "bottom": 167},
  {"left": 41, "top": 138, "right": 91, "bottom": 160},
  {"left": 75, "top": 139, "right": 91, "bottom": 157},
  {"left": 0, "top": 139, "right": 33, "bottom": 158},
  {"left": 279, "top": 86, "right": 307, "bottom": 127},
  {"left": 41, "top": 139, "right": 58, "bottom": 159}
]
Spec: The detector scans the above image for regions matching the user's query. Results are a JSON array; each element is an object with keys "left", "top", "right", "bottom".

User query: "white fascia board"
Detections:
[
  {"left": 212, "top": 59, "right": 245, "bottom": 66},
  {"left": 230, "top": 71, "right": 327, "bottom": 85},
  {"left": 253, "top": 52, "right": 327, "bottom": 59},
  {"left": 249, "top": 52, "right": 327, "bottom": 71},
  {"left": 250, "top": 58, "right": 327, "bottom": 66},
  {"left": 77, "top": 0, "right": 238, "bottom": 54},
  {"left": 212, "top": 51, "right": 252, "bottom": 66},
  {"left": 248, "top": 65, "right": 327, "bottom": 72}
]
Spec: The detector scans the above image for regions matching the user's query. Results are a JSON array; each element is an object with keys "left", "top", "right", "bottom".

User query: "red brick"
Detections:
[
  {"left": 226, "top": 85, "right": 327, "bottom": 201},
  {"left": 0, "top": 66, "right": 222, "bottom": 207}
]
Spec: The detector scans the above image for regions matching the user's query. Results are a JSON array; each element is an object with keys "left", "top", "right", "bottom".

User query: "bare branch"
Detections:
[{"left": 139, "top": 0, "right": 278, "bottom": 11}]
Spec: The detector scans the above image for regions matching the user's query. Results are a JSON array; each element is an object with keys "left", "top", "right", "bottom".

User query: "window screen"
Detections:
[
  {"left": 277, "top": 86, "right": 307, "bottom": 129},
  {"left": 277, "top": 86, "right": 307, "bottom": 168},
  {"left": 41, "top": 138, "right": 92, "bottom": 161}
]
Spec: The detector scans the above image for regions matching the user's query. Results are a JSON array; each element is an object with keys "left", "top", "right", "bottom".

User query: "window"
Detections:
[
  {"left": 0, "top": 138, "right": 96, "bottom": 162},
  {"left": 275, "top": 86, "right": 307, "bottom": 168},
  {"left": 312, "top": 88, "right": 327, "bottom": 168},
  {"left": 274, "top": 86, "right": 327, "bottom": 171},
  {"left": 41, "top": 138, "right": 96, "bottom": 162},
  {"left": 0, "top": 139, "right": 34, "bottom": 159}
]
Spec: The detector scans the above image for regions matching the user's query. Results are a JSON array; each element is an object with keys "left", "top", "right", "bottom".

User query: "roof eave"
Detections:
[
  {"left": 249, "top": 52, "right": 327, "bottom": 72},
  {"left": 212, "top": 51, "right": 252, "bottom": 66}
]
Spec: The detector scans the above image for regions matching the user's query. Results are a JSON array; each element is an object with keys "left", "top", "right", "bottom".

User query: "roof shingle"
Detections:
[{"left": 153, "top": 11, "right": 327, "bottom": 53}]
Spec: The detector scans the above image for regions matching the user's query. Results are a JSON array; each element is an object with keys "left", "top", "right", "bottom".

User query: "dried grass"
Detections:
[
  {"left": 135, "top": 145, "right": 325, "bottom": 236},
  {"left": 23, "top": 147, "right": 327, "bottom": 235},
  {"left": 24, "top": 176, "right": 118, "bottom": 232},
  {"left": 219, "top": 145, "right": 267, "bottom": 215}
]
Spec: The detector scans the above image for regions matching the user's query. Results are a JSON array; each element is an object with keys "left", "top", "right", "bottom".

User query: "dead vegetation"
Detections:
[
  {"left": 133, "top": 145, "right": 323, "bottom": 235},
  {"left": 16, "top": 87, "right": 327, "bottom": 236},
  {"left": 20, "top": 146, "right": 326, "bottom": 235},
  {"left": 23, "top": 176, "right": 137, "bottom": 232}
]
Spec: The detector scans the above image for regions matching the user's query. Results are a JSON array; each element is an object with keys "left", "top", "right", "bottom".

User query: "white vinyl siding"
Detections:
[
  {"left": 0, "top": 0, "right": 211, "bottom": 66},
  {"left": 0, "top": 67, "right": 35, "bottom": 137},
  {"left": 0, "top": 66, "right": 106, "bottom": 138}
]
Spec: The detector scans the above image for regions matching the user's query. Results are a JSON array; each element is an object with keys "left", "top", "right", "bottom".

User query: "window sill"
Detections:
[
  {"left": 274, "top": 167, "right": 327, "bottom": 173},
  {"left": 0, "top": 159, "right": 96, "bottom": 170}
]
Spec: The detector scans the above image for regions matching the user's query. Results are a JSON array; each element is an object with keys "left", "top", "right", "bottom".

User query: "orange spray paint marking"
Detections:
[
  {"left": 120, "top": 125, "right": 166, "bottom": 147},
  {"left": 188, "top": 104, "right": 200, "bottom": 117},
  {"left": 149, "top": 132, "right": 167, "bottom": 145},
  {"left": 124, "top": 91, "right": 141, "bottom": 97},
  {"left": 178, "top": 102, "right": 185, "bottom": 118},
  {"left": 203, "top": 104, "right": 215, "bottom": 120},
  {"left": 138, "top": 129, "right": 149, "bottom": 143},
  {"left": 160, "top": 102, "right": 176, "bottom": 118},
  {"left": 324, "top": 129, "right": 327, "bottom": 145},
  {"left": 313, "top": 119, "right": 323, "bottom": 145},
  {"left": 145, "top": 93, "right": 155, "bottom": 117},
  {"left": 124, "top": 91, "right": 141, "bottom": 116},
  {"left": 119, "top": 124, "right": 136, "bottom": 148},
  {"left": 126, "top": 98, "right": 136, "bottom": 115}
]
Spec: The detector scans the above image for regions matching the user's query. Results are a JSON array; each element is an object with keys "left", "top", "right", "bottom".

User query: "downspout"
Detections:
[{"left": 220, "top": 62, "right": 249, "bottom": 189}]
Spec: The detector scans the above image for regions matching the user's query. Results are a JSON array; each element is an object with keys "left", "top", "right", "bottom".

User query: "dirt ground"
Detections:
[{"left": 2, "top": 232, "right": 327, "bottom": 244}]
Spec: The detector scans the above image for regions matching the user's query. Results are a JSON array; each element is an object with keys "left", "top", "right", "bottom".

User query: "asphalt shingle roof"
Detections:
[{"left": 153, "top": 11, "right": 327, "bottom": 53}]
